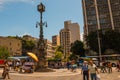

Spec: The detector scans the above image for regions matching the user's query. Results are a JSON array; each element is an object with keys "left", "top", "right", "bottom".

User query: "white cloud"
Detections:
[
  {"left": 0, "top": 0, "right": 34, "bottom": 3},
  {"left": 0, "top": 0, "right": 35, "bottom": 10},
  {"left": 0, "top": 0, "right": 5, "bottom": 11}
]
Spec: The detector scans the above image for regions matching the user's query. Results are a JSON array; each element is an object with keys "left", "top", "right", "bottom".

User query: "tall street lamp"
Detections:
[
  {"left": 97, "top": 29, "right": 102, "bottom": 62},
  {"left": 35, "top": 2, "right": 47, "bottom": 70},
  {"left": 94, "top": 0, "right": 102, "bottom": 63}
]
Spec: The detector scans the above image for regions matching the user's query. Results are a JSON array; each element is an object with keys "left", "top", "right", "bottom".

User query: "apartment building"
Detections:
[
  {"left": 82, "top": 0, "right": 120, "bottom": 35},
  {"left": 52, "top": 35, "right": 60, "bottom": 46},
  {"left": 0, "top": 36, "right": 22, "bottom": 56},
  {"left": 60, "top": 20, "right": 80, "bottom": 58}
]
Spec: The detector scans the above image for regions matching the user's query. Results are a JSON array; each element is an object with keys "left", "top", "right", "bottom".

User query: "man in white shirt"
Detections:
[{"left": 88, "top": 60, "right": 99, "bottom": 80}]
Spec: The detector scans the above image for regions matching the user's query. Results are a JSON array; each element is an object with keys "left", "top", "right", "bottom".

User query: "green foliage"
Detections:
[
  {"left": 7, "top": 36, "right": 22, "bottom": 39},
  {"left": 69, "top": 54, "right": 78, "bottom": 60},
  {"left": 53, "top": 46, "right": 63, "bottom": 60},
  {"left": 54, "top": 51, "right": 63, "bottom": 60},
  {"left": 55, "top": 46, "right": 63, "bottom": 53},
  {"left": 0, "top": 46, "right": 10, "bottom": 59},
  {"left": 104, "top": 30, "right": 120, "bottom": 52},
  {"left": 70, "top": 40, "right": 85, "bottom": 57},
  {"left": 86, "top": 31, "right": 101, "bottom": 53},
  {"left": 86, "top": 29, "right": 120, "bottom": 54},
  {"left": 22, "top": 39, "right": 35, "bottom": 56},
  {"left": 22, "top": 40, "right": 35, "bottom": 51}
]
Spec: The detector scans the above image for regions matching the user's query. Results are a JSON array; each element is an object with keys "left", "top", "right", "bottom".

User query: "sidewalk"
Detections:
[
  {"left": 0, "top": 68, "right": 81, "bottom": 77},
  {"left": 0, "top": 68, "right": 120, "bottom": 80}
]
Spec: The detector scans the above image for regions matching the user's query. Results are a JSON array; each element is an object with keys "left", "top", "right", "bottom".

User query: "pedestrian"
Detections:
[
  {"left": 107, "top": 62, "right": 112, "bottom": 73},
  {"left": 88, "top": 60, "right": 99, "bottom": 80},
  {"left": 2, "top": 61, "right": 10, "bottom": 79},
  {"left": 116, "top": 60, "right": 120, "bottom": 72},
  {"left": 101, "top": 62, "right": 107, "bottom": 73},
  {"left": 66, "top": 61, "right": 71, "bottom": 70},
  {"left": 71, "top": 60, "right": 77, "bottom": 72},
  {"left": 81, "top": 61, "right": 89, "bottom": 80}
]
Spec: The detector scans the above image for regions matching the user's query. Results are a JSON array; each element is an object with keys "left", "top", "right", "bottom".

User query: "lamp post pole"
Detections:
[
  {"left": 94, "top": 0, "right": 102, "bottom": 64},
  {"left": 97, "top": 29, "right": 102, "bottom": 62},
  {"left": 36, "top": 2, "right": 47, "bottom": 70}
]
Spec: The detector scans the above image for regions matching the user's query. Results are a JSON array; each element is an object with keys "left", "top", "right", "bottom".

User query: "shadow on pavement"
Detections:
[{"left": 0, "top": 77, "right": 4, "bottom": 80}]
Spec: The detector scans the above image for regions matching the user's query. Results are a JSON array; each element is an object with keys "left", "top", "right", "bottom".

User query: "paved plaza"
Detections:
[{"left": 0, "top": 68, "right": 120, "bottom": 80}]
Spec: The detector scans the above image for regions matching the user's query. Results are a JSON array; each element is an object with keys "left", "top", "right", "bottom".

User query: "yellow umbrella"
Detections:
[{"left": 27, "top": 52, "right": 38, "bottom": 62}]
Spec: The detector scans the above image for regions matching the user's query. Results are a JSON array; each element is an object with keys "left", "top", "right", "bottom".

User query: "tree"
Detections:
[
  {"left": 54, "top": 46, "right": 63, "bottom": 60},
  {"left": 55, "top": 46, "right": 63, "bottom": 53},
  {"left": 22, "top": 39, "right": 36, "bottom": 56},
  {"left": 104, "top": 30, "right": 120, "bottom": 53},
  {"left": 86, "top": 30, "right": 105, "bottom": 54},
  {"left": 69, "top": 53, "right": 78, "bottom": 61},
  {"left": 86, "top": 29, "right": 120, "bottom": 54},
  {"left": 0, "top": 46, "right": 10, "bottom": 59},
  {"left": 70, "top": 40, "right": 85, "bottom": 57},
  {"left": 54, "top": 52, "right": 63, "bottom": 60},
  {"left": 86, "top": 31, "right": 99, "bottom": 53}
]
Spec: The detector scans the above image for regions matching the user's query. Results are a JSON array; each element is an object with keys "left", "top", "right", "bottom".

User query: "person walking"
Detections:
[
  {"left": 116, "top": 60, "right": 120, "bottom": 72},
  {"left": 66, "top": 61, "right": 71, "bottom": 70},
  {"left": 81, "top": 61, "right": 89, "bottom": 80},
  {"left": 101, "top": 62, "right": 107, "bottom": 73},
  {"left": 107, "top": 62, "right": 112, "bottom": 73},
  {"left": 2, "top": 61, "right": 10, "bottom": 79},
  {"left": 88, "top": 60, "right": 99, "bottom": 80}
]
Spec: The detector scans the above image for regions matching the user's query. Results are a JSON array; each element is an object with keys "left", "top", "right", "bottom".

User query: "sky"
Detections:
[{"left": 0, "top": 0, "right": 84, "bottom": 41}]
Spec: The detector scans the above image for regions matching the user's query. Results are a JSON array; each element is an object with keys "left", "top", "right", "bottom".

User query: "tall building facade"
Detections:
[
  {"left": 52, "top": 35, "right": 60, "bottom": 46},
  {"left": 60, "top": 27, "right": 71, "bottom": 59},
  {"left": 60, "top": 20, "right": 80, "bottom": 58},
  {"left": 0, "top": 36, "right": 22, "bottom": 56},
  {"left": 45, "top": 40, "right": 55, "bottom": 58},
  {"left": 65, "top": 21, "right": 80, "bottom": 43},
  {"left": 82, "top": 0, "right": 120, "bottom": 35}
]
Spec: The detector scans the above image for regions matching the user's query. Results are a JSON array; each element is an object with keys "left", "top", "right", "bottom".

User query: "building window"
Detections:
[
  {"left": 10, "top": 42, "right": 11, "bottom": 46},
  {"left": 10, "top": 48, "right": 12, "bottom": 51},
  {"left": 88, "top": 20, "right": 97, "bottom": 25},
  {"left": 100, "top": 19, "right": 106, "bottom": 24},
  {"left": 18, "top": 43, "right": 20, "bottom": 47}
]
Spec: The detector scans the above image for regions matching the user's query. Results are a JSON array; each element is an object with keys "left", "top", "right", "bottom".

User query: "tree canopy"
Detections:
[
  {"left": 54, "top": 46, "right": 63, "bottom": 60},
  {"left": 22, "top": 40, "right": 35, "bottom": 51},
  {"left": 22, "top": 39, "right": 36, "bottom": 56},
  {"left": 104, "top": 30, "right": 120, "bottom": 52},
  {"left": 0, "top": 46, "right": 10, "bottom": 59},
  {"left": 86, "top": 29, "right": 120, "bottom": 54},
  {"left": 54, "top": 51, "right": 63, "bottom": 60},
  {"left": 70, "top": 40, "right": 85, "bottom": 57}
]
